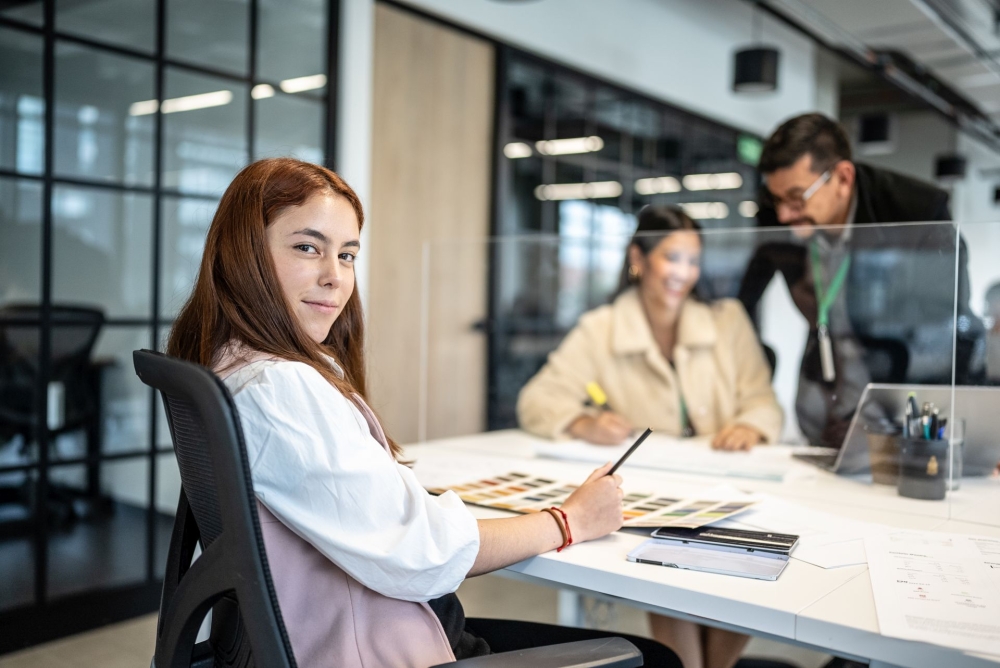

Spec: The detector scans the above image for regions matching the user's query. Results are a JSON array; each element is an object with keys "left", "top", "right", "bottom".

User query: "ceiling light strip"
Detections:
[{"left": 534, "top": 181, "right": 623, "bottom": 201}]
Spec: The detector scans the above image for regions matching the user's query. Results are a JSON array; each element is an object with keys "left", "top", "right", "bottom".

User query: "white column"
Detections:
[{"left": 336, "top": 0, "right": 375, "bottom": 311}]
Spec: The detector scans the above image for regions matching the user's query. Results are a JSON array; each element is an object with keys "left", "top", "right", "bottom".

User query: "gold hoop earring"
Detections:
[{"left": 628, "top": 265, "right": 641, "bottom": 281}]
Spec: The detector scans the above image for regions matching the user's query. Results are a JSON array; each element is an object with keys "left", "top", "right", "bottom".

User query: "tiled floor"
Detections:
[
  {"left": 0, "top": 614, "right": 157, "bottom": 668},
  {"left": 0, "top": 575, "right": 829, "bottom": 668}
]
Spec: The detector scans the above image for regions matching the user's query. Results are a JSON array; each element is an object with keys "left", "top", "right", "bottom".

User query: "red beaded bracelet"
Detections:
[
  {"left": 543, "top": 508, "right": 567, "bottom": 549},
  {"left": 550, "top": 506, "right": 573, "bottom": 552}
]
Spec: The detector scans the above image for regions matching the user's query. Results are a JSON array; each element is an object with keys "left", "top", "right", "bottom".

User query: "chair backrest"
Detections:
[
  {"left": 0, "top": 303, "right": 104, "bottom": 373},
  {"left": 133, "top": 349, "right": 296, "bottom": 668},
  {"left": 0, "top": 304, "right": 105, "bottom": 426},
  {"left": 859, "top": 335, "right": 910, "bottom": 383}
]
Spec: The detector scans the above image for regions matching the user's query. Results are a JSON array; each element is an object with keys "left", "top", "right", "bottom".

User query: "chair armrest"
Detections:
[{"left": 430, "top": 637, "right": 642, "bottom": 668}]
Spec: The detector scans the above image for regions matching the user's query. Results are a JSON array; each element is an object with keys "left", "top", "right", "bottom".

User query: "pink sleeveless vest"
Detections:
[{"left": 214, "top": 349, "right": 456, "bottom": 668}]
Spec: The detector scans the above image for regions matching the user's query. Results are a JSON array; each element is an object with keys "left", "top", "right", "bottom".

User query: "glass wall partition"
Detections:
[
  {"left": 0, "top": 0, "right": 336, "bottom": 651},
  {"left": 491, "top": 48, "right": 763, "bottom": 430},
  {"left": 419, "top": 221, "right": 1000, "bottom": 530},
  {"left": 948, "top": 219, "right": 1000, "bottom": 530}
]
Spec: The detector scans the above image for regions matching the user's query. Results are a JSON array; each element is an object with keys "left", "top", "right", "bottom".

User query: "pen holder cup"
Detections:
[
  {"left": 865, "top": 432, "right": 900, "bottom": 485},
  {"left": 897, "top": 438, "right": 948, "bottom": 501}
]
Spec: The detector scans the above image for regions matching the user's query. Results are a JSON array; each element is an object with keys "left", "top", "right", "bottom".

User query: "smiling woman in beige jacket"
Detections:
[
  {"left": 516, "top": 289, "right": 782, "bottom": 446},
  {"left": 517, "top": 206, "right": 782, "bottom": 668}
]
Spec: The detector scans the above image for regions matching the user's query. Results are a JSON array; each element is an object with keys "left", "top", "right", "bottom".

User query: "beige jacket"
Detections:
[{"left": 517, "top": 289, "right": 783, "bottom": 443}]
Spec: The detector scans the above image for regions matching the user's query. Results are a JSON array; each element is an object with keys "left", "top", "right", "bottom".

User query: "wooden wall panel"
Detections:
[{"left": 368, "top": 3, "right": 494, "bottom": 443}]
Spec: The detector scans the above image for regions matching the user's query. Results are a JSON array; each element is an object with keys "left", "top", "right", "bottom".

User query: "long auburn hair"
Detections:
[{"left": 167, "top": 157, "right": 402, "bottom": 458}]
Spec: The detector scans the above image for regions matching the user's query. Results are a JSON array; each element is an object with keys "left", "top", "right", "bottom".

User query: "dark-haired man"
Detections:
[{"left": 738, "top": 113, "right": 982, "bottom": 449}]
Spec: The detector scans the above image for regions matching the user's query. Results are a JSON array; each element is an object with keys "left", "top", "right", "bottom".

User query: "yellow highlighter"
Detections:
[{"left": 586, "top": 381, "right": 613, "bottom": 412}]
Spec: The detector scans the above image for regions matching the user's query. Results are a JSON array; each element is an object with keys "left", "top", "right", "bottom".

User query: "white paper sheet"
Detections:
[
  {"left": 971, "top": 536, "right": 1000, "bottom": 589},
  {"left": 713, "top": 497, "right": 886, "bottom": 568},
  {"left": 793, "top": 539, "right": 868, "bottom": 569},
  {"left": 535, "top": 434, "right": 806, "bottom": 481},
  {"left": 866, "top": 531, "right": 1000, "bottom": 656}
]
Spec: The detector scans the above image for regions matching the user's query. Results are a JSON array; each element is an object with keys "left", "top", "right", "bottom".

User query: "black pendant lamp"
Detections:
[
  {"left": 733, "top": 4, "right": 780, "bottom": 93},
  {"left": 734, "top": 48, "right": 780, "bottom": 92}
]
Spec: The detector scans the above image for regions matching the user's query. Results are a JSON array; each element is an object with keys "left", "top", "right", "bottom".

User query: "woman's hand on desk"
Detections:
[
  {"left": 711, "top": 424, "right": 764, "bottom": 451},
  {"left": 561, "top": 461, "right": 625, "bottom": 542},
  {"left": 468, "top": 462, "right": 623, "bottom": 576},
  {"left": 567, "top": 412, "right": 633, "bottom": 445}
]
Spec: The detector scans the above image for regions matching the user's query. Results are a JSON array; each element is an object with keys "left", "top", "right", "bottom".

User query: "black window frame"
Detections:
[{"left": 0, "top": 0, "right": 340, "bottom": 652}]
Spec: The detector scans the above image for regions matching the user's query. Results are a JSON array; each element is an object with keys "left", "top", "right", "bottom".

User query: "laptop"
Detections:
[{"left": 793, "top": 384, "right": 1000, "bottom": 476}]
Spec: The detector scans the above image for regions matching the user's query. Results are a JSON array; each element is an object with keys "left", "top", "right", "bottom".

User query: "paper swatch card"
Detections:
[{"left": 427, "top": 472, "right": 756, "bottom": 529}]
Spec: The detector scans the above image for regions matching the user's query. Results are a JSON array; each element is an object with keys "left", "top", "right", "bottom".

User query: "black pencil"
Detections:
[{"left": 607, "top": 428, "right": 653, "bottom": 476}]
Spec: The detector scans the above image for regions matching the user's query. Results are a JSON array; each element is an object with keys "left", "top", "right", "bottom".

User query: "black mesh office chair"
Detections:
[
  {"left": 0, "top": 304, "right": 106, "bottom": 439},
  {"left": 134, "top": 349, "right": 642, "bottom": 668},
  {"left": 858, "top": 336, "right": 909, "bottom": 383},
  {"left": 0, "top": 304, "right": 107, "bottom": 531}
]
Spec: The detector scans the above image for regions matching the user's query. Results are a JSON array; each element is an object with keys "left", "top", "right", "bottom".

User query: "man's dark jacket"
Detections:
[{"left": 738, "top": 162, "right": 983, "bottom": 392}]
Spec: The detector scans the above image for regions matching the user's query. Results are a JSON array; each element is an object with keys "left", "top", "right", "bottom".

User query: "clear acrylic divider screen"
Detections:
[{"left": 417, "top": 219, "right": 1000, "bottom": 529}]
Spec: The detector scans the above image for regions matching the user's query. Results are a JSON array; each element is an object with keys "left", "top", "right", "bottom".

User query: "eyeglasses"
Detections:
[{"left": 764, "top": 170, "right": 831, "bottom": 211}]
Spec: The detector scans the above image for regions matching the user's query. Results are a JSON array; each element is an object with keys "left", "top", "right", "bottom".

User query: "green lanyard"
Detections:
[
  {"left": 809, "top": 242, "right": 851, "bottom": 329},
  {"left": 670, "top": 359, "right": 694, "bottom": 437},
  {"left": 679, "top": 393, "right": 694, "bottom": 438}
]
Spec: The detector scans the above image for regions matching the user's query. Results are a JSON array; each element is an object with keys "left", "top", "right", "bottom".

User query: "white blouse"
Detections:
[{"left": 221, "top": 358, "right": 480, "bottom": 603}]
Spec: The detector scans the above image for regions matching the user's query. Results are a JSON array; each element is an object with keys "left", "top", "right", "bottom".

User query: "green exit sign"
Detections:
[{"left": 738, "top": 135, "right": 763, "bottom": 166}]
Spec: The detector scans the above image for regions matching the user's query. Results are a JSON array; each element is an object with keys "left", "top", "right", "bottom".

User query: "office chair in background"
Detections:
[
  {"left": 858, "top": 336, "right": 909, "bottom": 383},
  {"left": 0, "top": 304, "right": 108, "bottom": 536},
  {"left": 134, "top": 349, "right": 643, "bottom": 668}
]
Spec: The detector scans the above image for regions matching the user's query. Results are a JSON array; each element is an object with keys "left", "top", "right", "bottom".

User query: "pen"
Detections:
[
  {"left": 586, "top": 381, "right": 613, "bottom": 412},
  {"left": 607, "top": 428, "right": 653, "bottom": 476},
  {"left": 904, "top": 392, "right": 917, "bottom": 438}
]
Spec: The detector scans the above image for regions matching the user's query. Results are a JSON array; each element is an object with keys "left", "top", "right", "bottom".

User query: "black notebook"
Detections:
[{"left": 650, "top": 526, "right": 799, "bottom": 556}]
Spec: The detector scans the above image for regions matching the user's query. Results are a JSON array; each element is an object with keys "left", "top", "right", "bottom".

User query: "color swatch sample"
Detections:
[{"left": 427, "top": 472, "right": 756, "bottom": 529}]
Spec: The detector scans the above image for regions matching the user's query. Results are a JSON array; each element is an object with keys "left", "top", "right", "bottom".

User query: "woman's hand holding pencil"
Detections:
[
  {"left": 559, "top": 428, "right": 652, "bottom": 543},
  {"left": 561, "top": 461, "right": 625, "bottom": 542}
]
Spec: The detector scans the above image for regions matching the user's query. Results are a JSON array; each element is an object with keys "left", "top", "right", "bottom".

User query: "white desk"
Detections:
[{"left": 405, "top": 430, "right": 1000, "bottom": 668}]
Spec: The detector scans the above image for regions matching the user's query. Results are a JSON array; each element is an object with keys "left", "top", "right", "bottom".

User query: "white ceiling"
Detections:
[{"left": 765, "top": 0, "right": 1000, "bottom": 117}]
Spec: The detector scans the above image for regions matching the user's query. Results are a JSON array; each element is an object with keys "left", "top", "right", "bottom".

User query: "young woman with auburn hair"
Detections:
[{"left": 167, "top": 158, "right": 680, "bottom": 668}]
